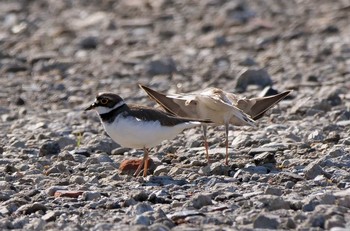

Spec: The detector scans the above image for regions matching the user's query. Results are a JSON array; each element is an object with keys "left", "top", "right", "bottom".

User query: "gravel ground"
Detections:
[{"left": 1, "top": 0, "right": 350, "bottom": 230}]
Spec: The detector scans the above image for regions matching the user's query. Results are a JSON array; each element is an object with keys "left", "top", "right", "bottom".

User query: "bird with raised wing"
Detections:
[{"left": 140, "top": 84, "right": 291, "bottom": 165}]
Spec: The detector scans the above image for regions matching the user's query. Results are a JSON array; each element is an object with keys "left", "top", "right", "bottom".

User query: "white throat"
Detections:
[{"left": 95, "top": 101, "right": 125, "bottom": 114}]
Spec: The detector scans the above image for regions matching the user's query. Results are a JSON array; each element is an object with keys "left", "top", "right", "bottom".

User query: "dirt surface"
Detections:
[{"left": 1, "top": 0, "right": 350, "bottom": 230}]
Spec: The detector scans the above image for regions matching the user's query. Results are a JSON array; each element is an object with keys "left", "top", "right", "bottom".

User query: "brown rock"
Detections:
[
  {"left": 54, "top": 190, "right": 84, "bottom": 198},
  {"left": 119, "top": 158, "right": 155, "bottom": 175}
]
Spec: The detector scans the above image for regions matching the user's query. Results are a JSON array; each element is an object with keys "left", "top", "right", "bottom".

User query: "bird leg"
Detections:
[
  {"left": 225, "top": 123, "right": 229, "bottom": 165},
  {"left": 202, "top": 125, "right": 211, "bottom": 164},
  {"left": 133, "top": 147, "right": 149, "bottom": 177},
  {"left": 133, "top": 158, "right": 144, "bottom": 177},
  {"left": 143, "top": 147, "right": 149, "bottom": 177}
]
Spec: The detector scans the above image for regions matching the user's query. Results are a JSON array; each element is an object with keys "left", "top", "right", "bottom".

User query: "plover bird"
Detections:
[
  {"left": 85, "top": 92, "right": 210, "bottom": 177},
  {"left": 140, "top": 84, "right": 291, "bottom": 165}
]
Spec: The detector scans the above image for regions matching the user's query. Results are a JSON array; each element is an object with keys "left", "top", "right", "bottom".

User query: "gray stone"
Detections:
[
  {"left": 199, "top": 162, "right": 230, "bottom": 176},
  {"left": 304, "top": 161, "right": 325, "bottom": 179},
  {"left": 46, "top": 186, "right": 68, "bottom": 196},
  {"left": 96, "top": 153, "right": 114, "bottom": 163},
  {"left": 153, "top": 165, "right": 169, "bottom": 176},
  {"left": 11, "top": 217, "right": 29, "bottom": 229},
  {"left": 191, "top": 194, "right": 213, "bottom": 209},
  {"left": 79, "top": 36, "right": 98, "bottom": 49},
  {"left": 16, "top": 203, "right": 47, "bottom": 215},
  {"left": 70, "top": 175, "right": 85, "bottom": 184},
  {"left": 133, "top": 215, "right": 152, "bottom": 226},
  {"left": 57, "top": 136, "right": 76, "bottom": 149},
  {"left": 264, "top": 186, "right": 283, "bottom": 196},
  {"left": 253, "top": 214, "right": 281, "bottom": 229},
  {"left": 236, "top": 68, "right": 273, "bottom": 92},
  {"left": 257, "top": 195, "right": 290, "bottom": 210},
  {"left": 82, "top": 191, "right": 101, "bottom": 201},
  {"left": 325, "top": 215, "right": 346, "bottom": 230},
  {"left": 42, "top": 210, "right": 60, "bottom": 222},
  {"left": 308, "top": 130, "right": 325, "bottom": 141},
  {"left": 303, "top": 215, "right": 325, "bottom": 228},
  {"left": 39, "top": 140, "right": 60, "bottom": 156},
  {"left": 134, "top": 202, "right": 154, "bottom": 215},
  {"left": 253, "top": 152, "right": 276, "bottom": 165},
  {"left": 85, "top": 137, "right": 120, "bottom": 153},
  {"left": 149, "top": 223, "right": 171, "bottom": 231},
  {"left": 145, "top": 57, "right": 177, "bottom": 76}
]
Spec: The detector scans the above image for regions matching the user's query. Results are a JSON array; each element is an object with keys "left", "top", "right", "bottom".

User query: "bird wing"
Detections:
[
  {"left": 197, "top": 88, "right": 256, "bottom": 127},
  {"left": 236, "top": 90, "right": 292, "bottom": 120},
  {"left": 139, "top": 84, "right": 199, "bottom": 118}
]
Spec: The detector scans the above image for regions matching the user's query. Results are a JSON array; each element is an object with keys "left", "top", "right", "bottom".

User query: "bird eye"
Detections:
[{"left": 100, "top": 99, "right": 109, "bottom": 104}]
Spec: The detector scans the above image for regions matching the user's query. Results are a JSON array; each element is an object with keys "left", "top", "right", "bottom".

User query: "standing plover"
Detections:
[
  {"left": 85, "top": 92, "right": 210, "bottom": 177},
  {"left": 140, "top": 84, "right": 291, "bottom": 165}
]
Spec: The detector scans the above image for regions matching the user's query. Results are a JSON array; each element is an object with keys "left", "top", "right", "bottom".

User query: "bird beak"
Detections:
[{"left": 85, "top": 102, "right": 97, "bottom": 111}]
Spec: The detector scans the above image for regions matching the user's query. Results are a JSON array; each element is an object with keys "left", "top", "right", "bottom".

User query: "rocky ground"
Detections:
[{"left": 1, "top": 0, "right": 350, "bottom": 230}]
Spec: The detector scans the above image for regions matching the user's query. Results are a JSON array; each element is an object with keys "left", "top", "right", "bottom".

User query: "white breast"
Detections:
[{"left": 102, "top": 115, "right": 199, "bottom": 149}]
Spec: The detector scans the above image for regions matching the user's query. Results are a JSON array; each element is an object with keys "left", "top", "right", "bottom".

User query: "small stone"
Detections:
[
  {"left": 303, "top": 215, "right": 325, "bottom": 228},
  {"left": 39, "top": 140, "right": 60, "bottom": 156},
  {"left": 46, "top": 186, "right": 68, "bottom": 196},
  {"left": 79, "top": 36, "right": 98, "bottom": 49},
  {"left": 134, "top": 202, "right": 154, "bottom": 215},
  {"left": 54, "top": 190, "right": 84, "bottom": 198},
  {"left": 168, "top": 210, "right": 205, "bottom": 222},
  {"left": 231, "top": 134, "right": 250, "bottom": 147},
  {"left": 253, "top": 152, "right": 276, "bottom": 165},
  {"left": 42, "top": 210, "right": 60, "bottom": 222},
  {"left": 133, "top": 215, "right": 152, "bottom": 226},
  {"left": 153, "top": 165, "right": 169, "bottom": 176},
  {"left": 85, "top": 137, "right": 120, "bottom": 153},
  {"left": 111, "top": 147, "right": 130, "bottom": 155},
  {"left": 239, "top": 57, "right": 257, "bottom": 66},
  {"left": 236, "top": 68, "right": 273, "bottom": 92},
  {"left": 145, "top": 57, "right": 177, "bottom": 76},
  {"left": 132, "top": 191, "right": 149, "bottom": 202},
  {"left": 253, "top": 214, "right": 281, "bottom": 229},
  {"left": 57, "top": 136, "right": 76, "bottom": 149},
  {"left": 324, "top": 215, "right": 346, "bottom": 230},
  {"left": 308, "top": 130, "right": 325, "bottom": 142},
  {"left": 70, "top": 175, "right": 85, "bottom": 184},
  {"left": 264, "top": 186, "right": 283, "bottom": 196},
  {"left": 15, "top": 97, "right": 25, "bottom": 106},
  {"left": 191, "top": 194, "right": 213, "bottom": 209},
  {"left": 82, "top": 191, "right": 101, "bottom": 201},
  {"left": 119, "top": 158, "right": 155, "bottom": 175},
  {"left": 96, "top": 153, "right": 114, "bottom": 163},
  {"left": 199, "top": 162, "right": 230, "bottom": 176},
  {"left": 324, "top": 132, "right": 340, "bottom": 143},
  {"left": 257, "top": 195, "right": 290, "bottom": 210},
  {"left": 16, "top": 203, "right": 47, "bottom": 215},
  {"left": 304, "top": 161, "right": 325, "bottom": 180}
]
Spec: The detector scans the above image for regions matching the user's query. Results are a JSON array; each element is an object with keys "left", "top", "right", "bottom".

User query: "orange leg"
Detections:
[
  {"left": 134, "top": 158, "right": 144, "bottom": 177},
  {"left": 143, "top": 147, "right": 149, "bottom": 177}
]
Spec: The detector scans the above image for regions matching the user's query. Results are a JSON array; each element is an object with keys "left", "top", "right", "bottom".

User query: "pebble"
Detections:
[
  {"left": 304, "top": 161, "right": 326, "bottom": 180},
  {"left": 82, "top": 191, "right": 101, "bottom": 201},
  {"left": 190, "top": 194, "right": 213, "bottom": 209},
  {"left": 235, "top": 68, "right": 273, "bottom": 92},
  {"left": 39, "top": 140, "right": 60, "bottom": 156},
  {"left": 199, "top": 162, "right": 230, "bottom": 176},
  {"left": 145, "top": 58, "right": 177, "bottom": 76},
  {"left": 16, "top": 203, "right": 47, "bottom": 215},
  {"left": 253, "top": 214, "right": 281, "bottom": 229}
]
